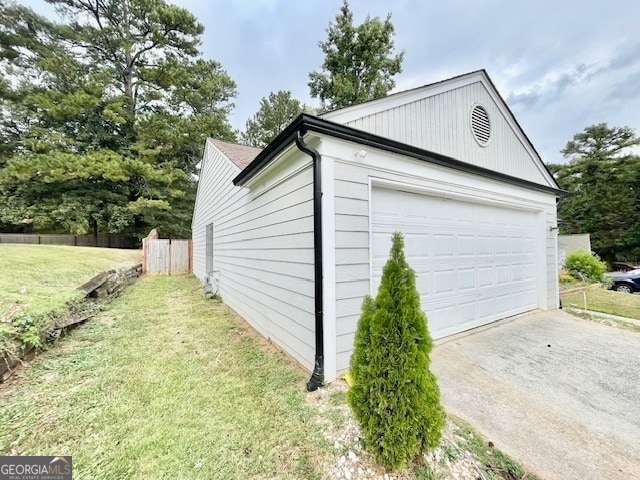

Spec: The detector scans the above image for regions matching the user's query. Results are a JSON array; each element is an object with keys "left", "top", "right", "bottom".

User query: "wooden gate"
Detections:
[{"left": 142, "top": 230, "right": 192, "bottom": 275}]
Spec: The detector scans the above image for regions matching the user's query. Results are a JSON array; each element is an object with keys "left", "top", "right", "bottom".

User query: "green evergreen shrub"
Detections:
[
  {"left": 347, "top": 232, "right": 445, "bottom": 469},
  {"left": 564, "top": 249, "right": 607, "bottom": 281}
]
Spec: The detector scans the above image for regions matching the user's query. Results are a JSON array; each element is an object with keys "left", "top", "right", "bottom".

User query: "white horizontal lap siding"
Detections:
[
  {"left": 192, "top": 141, "right": 241, "bottom": 282},
  {"left": 322, "top": 137, "right": 558, "bottom": 374},
  {"left": 223, "top": 164, "right": 315, "bottom": 370},
  {"left": 342, "top": 82, "right": 552, "bottom": 186},
  {"left": 194, "top": 143, "right": 316, "bottom": 371},
  {"left": 331, "top": 160, "right": 372, "bottom": 374},
  {"left": 546, "top": 208, "right": 560, "bottom": 308}
]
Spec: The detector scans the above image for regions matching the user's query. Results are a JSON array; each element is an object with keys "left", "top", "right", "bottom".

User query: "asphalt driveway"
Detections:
[{"left": 431, "top": 310, "right": 640, "bottom": 480}]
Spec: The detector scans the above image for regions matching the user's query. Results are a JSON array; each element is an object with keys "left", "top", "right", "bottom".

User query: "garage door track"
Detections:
[{"left": 431, "top": 310, "right": 640, "bottom": 480}]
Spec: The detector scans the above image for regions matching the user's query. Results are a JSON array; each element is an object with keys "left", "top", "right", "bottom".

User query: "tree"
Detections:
[
  {"left": 550, "top": 123, "right": 640, "bottom": 261},
  {"left": 241, "top": 90, "right": 305, "bottom": 148},
  {"left": 0, "top": 0, "right": 237, "bottom": 239},
  {"left": 347, "top": 232, "right": 444, "bottom": 469},
  {"left": 308, "top": 0, "right": 404, "bottom": 112}
]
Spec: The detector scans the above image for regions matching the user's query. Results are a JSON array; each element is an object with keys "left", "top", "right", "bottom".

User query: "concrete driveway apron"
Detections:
[{"left": 431, "top": 310, "right": 640, "bottom": 480}]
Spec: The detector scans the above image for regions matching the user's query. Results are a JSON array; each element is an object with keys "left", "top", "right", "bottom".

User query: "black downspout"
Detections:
[{"left": 295, "top": 130, "right": 325, "bottom": 392}]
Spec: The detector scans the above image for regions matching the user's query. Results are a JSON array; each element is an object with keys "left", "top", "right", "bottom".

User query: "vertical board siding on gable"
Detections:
[
  {"left": 342, "top": 82, "right": 550, "bottom": 186},
  {"left": 192, "top": 142, "right": 316, "bottom": 371}
]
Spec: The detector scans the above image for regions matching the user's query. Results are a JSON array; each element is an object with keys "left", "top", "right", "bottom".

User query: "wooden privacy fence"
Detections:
[
  {"left": 142, "top": 230, "right": 192, "bottom": 275},
  {"left": 0, "top": 233, "right": 134, "bottom": 248}
]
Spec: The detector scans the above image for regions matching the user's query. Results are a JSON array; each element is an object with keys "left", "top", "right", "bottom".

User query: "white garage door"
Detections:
[{"left": 372, "top": 187, "right": 540, "bottom": 339}]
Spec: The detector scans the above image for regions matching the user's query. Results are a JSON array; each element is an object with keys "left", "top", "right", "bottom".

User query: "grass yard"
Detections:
[
  {"left": 0, "top": 276, "right": 328, "bottom": 479},
  {"left": 561, "top": 287, "right": 640, "bottom": 320},
  {"left": 0, "top": 245, "right": 141, "bottom": 317},
  {"left": 0, "top": 275, "right": 538, "bottom": 479}
]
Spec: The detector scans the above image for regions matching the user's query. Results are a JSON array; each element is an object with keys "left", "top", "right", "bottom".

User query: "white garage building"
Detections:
[{"left": 192, "top": 70, "right": 561, "bottom": 389}]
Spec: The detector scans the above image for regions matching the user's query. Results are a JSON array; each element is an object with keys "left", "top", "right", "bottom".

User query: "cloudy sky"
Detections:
[{"left": 25, "top": 0, "right": 640, "bottom": 164}]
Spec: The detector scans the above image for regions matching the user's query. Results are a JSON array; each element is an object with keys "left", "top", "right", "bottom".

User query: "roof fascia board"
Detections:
[
  {"left": 478, "top": 76, "right": 559, "bottom": 187},
  {"left": 233, "top": 114, "right": 564, "bottom": 196},
  {"left": 322, "top": 71, "right": 485, "bottom": 123}
]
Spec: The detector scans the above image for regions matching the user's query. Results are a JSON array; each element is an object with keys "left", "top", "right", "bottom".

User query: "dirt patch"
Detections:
[
  {"left": 98, "top": 316, "right": 117, "bottom": 327},
  {"left": 0, "top": 303, "right": 23, "bottom": 323}
]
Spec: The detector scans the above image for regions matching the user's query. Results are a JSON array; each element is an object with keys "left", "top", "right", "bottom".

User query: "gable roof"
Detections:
[
  {"left": 232, "top": 113, "right": 563, "bottom": 196},
  {"left": 321, "top": 69, "right": 558, "bottom": 188},
  {"left": 322, "top": 70, "right": 491, "bottom": 122},
  {"left": 208, "top": 138, "right": 262, "bottom": 170}
]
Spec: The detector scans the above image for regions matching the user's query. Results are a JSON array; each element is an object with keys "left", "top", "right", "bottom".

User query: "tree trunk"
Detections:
[{"left": 91, "top": 218, "right": 99, "bottom": 247}]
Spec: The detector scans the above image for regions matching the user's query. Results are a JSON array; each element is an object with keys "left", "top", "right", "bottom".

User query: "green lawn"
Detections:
[
  {"left": 561, "top": 287, "right": 640, "bottom": 320},
  {"left": 0, "top": 245, "right": 141, "bottom": 317},
  {"left": 0, "top": 275, "right": 539, "bottom": 479},
  {"left": 0, "top": 276, "right": 328, "bottom": 479}
]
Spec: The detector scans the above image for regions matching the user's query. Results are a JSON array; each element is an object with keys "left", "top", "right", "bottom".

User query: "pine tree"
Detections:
[
  {"left": 348, "top": 232, "right": 445, "bottom": 469},
  {"left": 241, "top": 90, "right": 305, "bottom": 148},
  {"left": 308, "top": 0, "right": 404, "bottom": 112}
]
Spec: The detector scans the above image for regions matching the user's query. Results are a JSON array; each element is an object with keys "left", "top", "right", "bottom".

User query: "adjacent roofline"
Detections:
[
  {"left": 232, "top": 113, "right": 564, "bottom": 196},
  {"left": 321, "top": 69, "right": 488, "bottom": 122},
  {"left": 207, "top": 137, "right": 262, "bottom": 170}
]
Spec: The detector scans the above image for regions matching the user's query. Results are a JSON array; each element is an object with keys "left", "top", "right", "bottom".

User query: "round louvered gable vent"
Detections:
[{"left": 471, "top": 105, "right": 491, "bottom": 146}]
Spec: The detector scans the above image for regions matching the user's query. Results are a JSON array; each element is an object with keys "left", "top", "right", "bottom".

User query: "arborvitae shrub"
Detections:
[{"left": 347, "top": 232, "right": 445, "bottom": 469}]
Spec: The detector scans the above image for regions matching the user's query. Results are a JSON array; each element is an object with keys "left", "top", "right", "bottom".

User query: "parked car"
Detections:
[
  {"left": 611, "top": 261, "right": 640, "bottom": 272},
  {"left": 609, "top": 268, "right": 640, "bottom": 293}
]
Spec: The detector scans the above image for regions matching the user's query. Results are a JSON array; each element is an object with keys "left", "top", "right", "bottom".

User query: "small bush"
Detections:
[
  {"left": 564, "top": 250, "right": 607, "bottom": 281},
  {"left": 348, "top": 232, "right": 445, "bottom": 469},
  {"left": 558, "top": 268, "right": 575, "bottom": 284}
]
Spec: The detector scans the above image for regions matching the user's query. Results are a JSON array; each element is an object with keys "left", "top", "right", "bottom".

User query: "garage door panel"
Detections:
[
  {"left": 477, "top": 237, "right": 493, "bottom": 255},
  {"left": 405, "top": 233, "right": 429, "bottom": 256},
  {"left": 433, "top": 271, "right": 455, "bottom": 294},
  {"left": 373, "top": 189, "right": 400, "bottom": 215},
  {"left": 523, "top": 289, "right": 537, "bottom": 308},
  {"left": 478, "top": 267, "right": 494, "bottom": 287},
  {"left": 457, "top": 269, "right": 476, "bottom": 290},
  {"left": 456, "top": 301, "right": 476, "bottom": 323},
  {"left": 495, "top": 294, "right": 512, "bottom": 315},
  {"left": 524, "top": 264, "right": 536, "bottom": 280},
  {"left": 495, "top": 237, "right": 510, "bottom": 255},
  {"left": 512, "top": 265, "right": 524, "bottom": 281},
  {"left": 511, "top": 238, "right": 523, "bottom": 253},
  {"left": 524, "top": 238, "right": 536, "bottom": 254},
  {"left": 477, "top": 297, "right": 495, "bottom": 321},
  {"left": 433, "top": 235, "right": 455, "bottom": 257},
  {"left": 456, "top": 236, "right": 476, "bottom": 256},
  {"left": 496, "top": 266, "right": 510, "bottom": 285},
  {"left": 372, "top": 232, "right": 393, "bottom": 258},
  {"left": 372, "top": 187, "right": 540, "bottom": 339}
]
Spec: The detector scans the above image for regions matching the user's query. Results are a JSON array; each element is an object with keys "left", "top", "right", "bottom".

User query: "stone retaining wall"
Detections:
[{"left": 0, "top": 264, "right": 142, "bottom": 382}]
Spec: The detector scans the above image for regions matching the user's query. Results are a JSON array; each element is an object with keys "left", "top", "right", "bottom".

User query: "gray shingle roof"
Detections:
[{"left": 209, "top": 138, "right": 262, "bottom": 170}]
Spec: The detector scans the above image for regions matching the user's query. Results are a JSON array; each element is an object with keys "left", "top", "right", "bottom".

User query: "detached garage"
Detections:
[{"left": 192, "top": 70, "right": 561, "bottom": 389}]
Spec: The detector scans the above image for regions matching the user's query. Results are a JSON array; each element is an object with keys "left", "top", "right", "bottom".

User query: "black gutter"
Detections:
[
  {"left": 233, "top": 114, "right": 564, "bottom": 197},
  {"left": 295, "top": 130, "right": 324, "bottom": 392}
]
